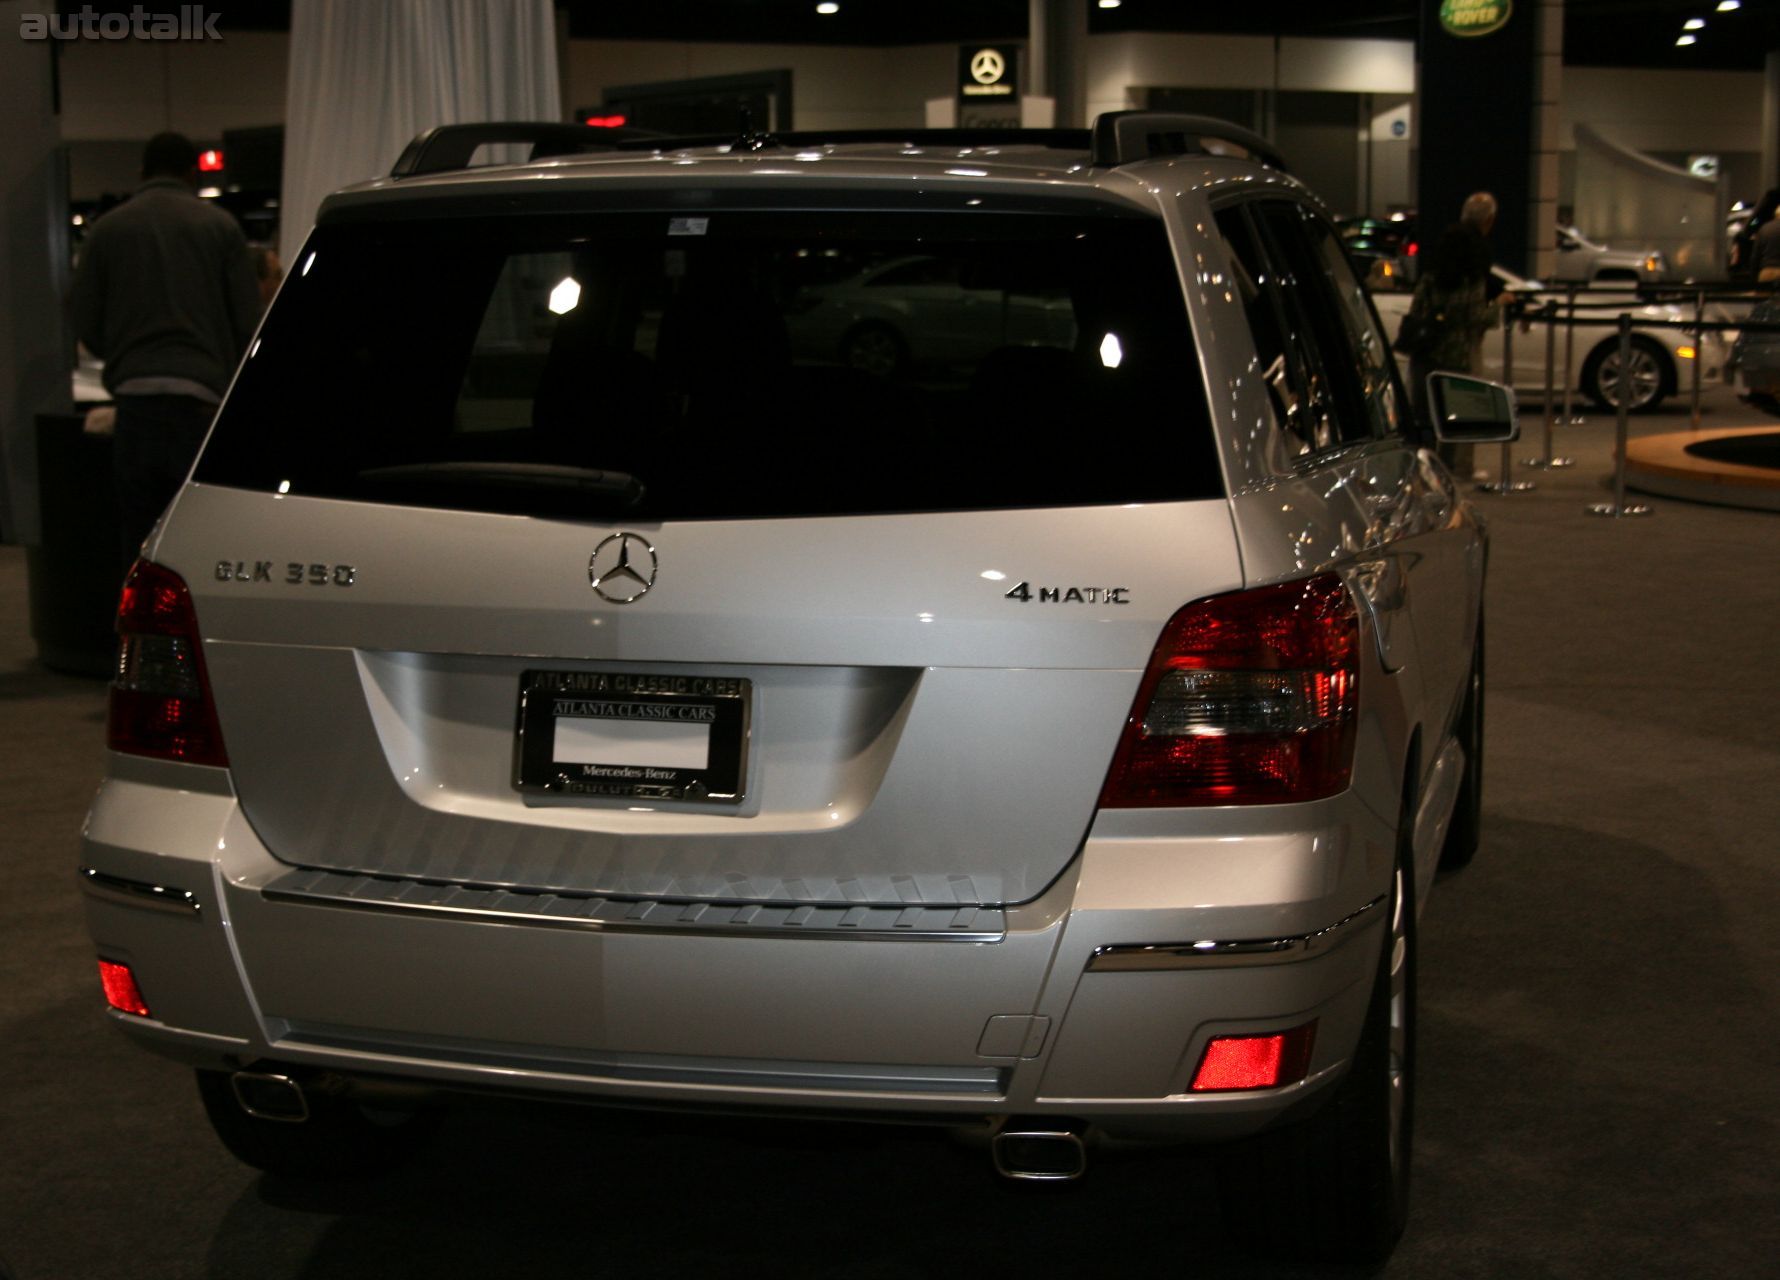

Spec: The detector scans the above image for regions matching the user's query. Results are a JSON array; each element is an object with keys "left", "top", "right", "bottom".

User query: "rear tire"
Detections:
[
  {"left": 1440, "top": 620, "right": 1485, "bottom": 871},
  {"left": 1218, "top": 832, "right": 1415, "bottom": 1264},
  {"left": 196, "top": 1070, "right": 438, "bottom": 1179},
  {"left": 1581, "top": 335, "right": 1670, "bottom": 412}
]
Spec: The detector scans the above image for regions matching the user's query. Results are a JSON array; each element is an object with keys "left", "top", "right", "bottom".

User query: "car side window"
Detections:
[
  {"left": 1254, "top": 202, "right": 1380, "bottom": 448},
  {"left": 1213, "top": 204, "right": 1317, "bottom": 459},
  {"left": 1298, "top": 210, "right": 1408, "bottom": 438}
]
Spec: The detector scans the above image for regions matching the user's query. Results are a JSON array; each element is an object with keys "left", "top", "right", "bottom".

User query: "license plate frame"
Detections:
[{"left": 514, "top": 670, "right": 750, "bottom": 804}]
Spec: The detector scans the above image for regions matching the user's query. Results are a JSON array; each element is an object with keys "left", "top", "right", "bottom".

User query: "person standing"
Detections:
[
  {"left": 71, "top": 132, "right": 260, "bottom": 574},
  {"left": 1405, "top": 192, "right": 1501, "bottom": 474},
  {"left": 1749, "top": 188, "right": 1780, "bottom": 286},
  {"left": 1730, "top": 188, "right": 1778, "bottom": 283}
]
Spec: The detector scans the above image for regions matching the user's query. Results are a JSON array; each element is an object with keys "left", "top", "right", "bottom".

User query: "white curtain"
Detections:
[{"left": 279, "top": 0, "right": 561, "bottom": 268}]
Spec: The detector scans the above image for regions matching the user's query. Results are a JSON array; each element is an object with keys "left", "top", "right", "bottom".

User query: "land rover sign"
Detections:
[{"left": 1440, "top": 0, "right": 1512, "bottom": 38}]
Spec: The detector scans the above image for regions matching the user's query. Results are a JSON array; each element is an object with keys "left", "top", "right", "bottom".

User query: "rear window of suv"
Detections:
[{"left": 196, "top": 206, "right": 1222, "bottom": 520}]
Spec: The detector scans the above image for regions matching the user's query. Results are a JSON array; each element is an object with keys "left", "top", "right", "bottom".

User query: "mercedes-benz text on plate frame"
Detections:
[
  {"left": 589, "top": 532, "right": 657, "bottom": 603},
  {"left": 514, "top": 670, "right": 751, "bottom": 803}
]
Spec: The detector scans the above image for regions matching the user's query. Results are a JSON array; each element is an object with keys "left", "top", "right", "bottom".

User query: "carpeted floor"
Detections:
[{"left": 1, "top": 398, "right": 1775, "bottom": 1280}]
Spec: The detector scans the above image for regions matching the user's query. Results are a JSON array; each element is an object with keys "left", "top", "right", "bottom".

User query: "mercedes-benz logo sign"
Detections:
[
  {"left": 589, "top": 532, "right": 658, "bottom": 604},
  {"left": 970, "top": 48, "right": 1005, "bottom": 85}
]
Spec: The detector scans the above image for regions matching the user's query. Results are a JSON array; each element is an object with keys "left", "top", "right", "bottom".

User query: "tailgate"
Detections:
[{"left": 159, "top": 485, "right": 1241, "bottom": 906}]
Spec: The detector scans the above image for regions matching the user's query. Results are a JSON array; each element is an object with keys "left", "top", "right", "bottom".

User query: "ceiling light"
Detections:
[
  {"left": 816, "top": 2, "right": 839, "bottom": 13},
  {"left": 1716, "top": 1, "right": 1739, "bottom": 11},
  {"left": 1099, "top": 1, "right": 1122, "bottom": 9},
  {"left": 1675, "top": 33, "right": 1697, "bottom": 45},
  {"left": 1683, "top": 18, "right": 1705, "bottom": 29}
]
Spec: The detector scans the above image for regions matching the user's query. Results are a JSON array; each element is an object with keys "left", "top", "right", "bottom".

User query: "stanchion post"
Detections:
[
  {"left": 1561, "top": 285, "right": 1582, "bottom": 425},
  {"left": 1525, "top": 297, "right": 1574, "bottom": 468},
  {"left": 1689, "top": 288, "right": 1704, "bottom": 429},
  {"left": 1478, "top": 295, "right": 1535, "bottom": 493},
  {"left": 1587, "top": 313, "right": 1654, "bottom": 518}
]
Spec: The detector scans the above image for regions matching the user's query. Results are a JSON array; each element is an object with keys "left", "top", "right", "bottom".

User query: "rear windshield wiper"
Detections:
[{"left": 352, "top": 461, "right": 645, "bottom": 506}]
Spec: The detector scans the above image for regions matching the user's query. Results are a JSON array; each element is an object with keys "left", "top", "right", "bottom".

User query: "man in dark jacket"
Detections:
[{"left": 71, "top": 132, "right": 260, "bottom": 574}]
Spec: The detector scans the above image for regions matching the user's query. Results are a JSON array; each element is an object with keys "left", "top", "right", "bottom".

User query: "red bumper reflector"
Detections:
[
  {"left": 1190, "top": 1022, "right": 1316, "bottom": 1091},
  {"left": 98, "top": 959, "right": 151, "bottom": 1017}
]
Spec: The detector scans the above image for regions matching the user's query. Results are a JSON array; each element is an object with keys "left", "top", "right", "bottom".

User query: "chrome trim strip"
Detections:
[
  {"left": 1087, "top": 894, "right": 1386, "bottom": 972},
  {"left": 79, "top": 867, "right": 201, "bottom": 916},
  {"left": 261, "top": 868, "right": 1007, "bottom": 943},
  {"left": 281, "top": 1024, "right": 1007, "bottom": 1096}
]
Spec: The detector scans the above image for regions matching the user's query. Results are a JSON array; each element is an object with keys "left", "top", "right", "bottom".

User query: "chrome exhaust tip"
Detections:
[
  {"left": 230, "top": 1070, "right": 309, "bottom": 1123},
  {"left": 992, "top": 1119, "right": 1087, "bottom": 1182}
]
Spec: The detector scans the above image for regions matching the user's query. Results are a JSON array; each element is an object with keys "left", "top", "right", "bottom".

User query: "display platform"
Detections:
[{"left": 1625, "top": 425, "right": 1780, "bottom": 512}]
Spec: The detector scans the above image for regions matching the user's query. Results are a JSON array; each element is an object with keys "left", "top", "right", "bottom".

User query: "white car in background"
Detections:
[{"left": 1372, "top": 265, "right": 1728, "bottom": 411}]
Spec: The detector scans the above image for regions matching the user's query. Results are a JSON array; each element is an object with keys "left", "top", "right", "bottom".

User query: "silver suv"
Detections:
[{"left": 82, "top": 113, "right": 1514, "bottom": 1264}]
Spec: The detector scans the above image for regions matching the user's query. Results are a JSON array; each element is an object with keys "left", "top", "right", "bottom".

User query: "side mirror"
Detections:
[{"left": 1428, "top": 372, "right": 1518, "bottom": 443}]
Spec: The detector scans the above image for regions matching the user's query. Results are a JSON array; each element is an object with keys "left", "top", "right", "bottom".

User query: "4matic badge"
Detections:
[{"left": 1003, "top": 581, "right": 1130, "bottom": 605}]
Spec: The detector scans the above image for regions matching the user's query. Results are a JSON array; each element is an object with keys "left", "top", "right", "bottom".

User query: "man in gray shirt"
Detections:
[{"left": 72, "top": 132, "right": 260, "bottom": 574}]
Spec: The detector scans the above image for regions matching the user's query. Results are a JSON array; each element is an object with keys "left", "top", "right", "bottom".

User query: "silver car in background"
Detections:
[
  {"left": 80, "top": 113, "right": 1510, "bottom": 1265},
  {"left": 1551, "top": 224, "right": 1667, "bottom": 286}
]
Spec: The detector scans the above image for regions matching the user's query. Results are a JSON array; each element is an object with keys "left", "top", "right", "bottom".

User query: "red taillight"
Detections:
[
  {"left": 98, "top": 959, "right": 151, "bottom": 1017},
  {"left": 108, "top": 561, "right": 228, "bottom": 767},
  {"left": 1191, "top": 1023, "right": 1317, "bottom": 1091},
  {"left": 583, "top": 114, "right": 628, "bottom": 128},
  {"left": 1098, "top": 574, "right": 1358, "bottom": 807}
]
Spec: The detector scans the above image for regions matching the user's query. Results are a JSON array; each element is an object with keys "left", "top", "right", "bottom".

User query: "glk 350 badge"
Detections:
[{"left": 215, "top": 560, "right": 356, "bottom": 586}]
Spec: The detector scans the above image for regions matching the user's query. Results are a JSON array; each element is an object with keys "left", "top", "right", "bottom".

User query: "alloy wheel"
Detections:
[{"left": 1594, "top": 345, "right": 1663, "bottom": 409}]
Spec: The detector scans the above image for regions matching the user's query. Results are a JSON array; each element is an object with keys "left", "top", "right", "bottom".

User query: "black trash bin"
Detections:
[{"left": 27, "top": 411, "right": 121, "bottom": 677}]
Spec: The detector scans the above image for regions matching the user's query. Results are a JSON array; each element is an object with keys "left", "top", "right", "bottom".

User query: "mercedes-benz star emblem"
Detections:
[
  {"left": 589, "top": 532, "right": 658, "bottom": 604},
  {"left": 970, "top": 48, "right": 1005, "bottom": 85}
]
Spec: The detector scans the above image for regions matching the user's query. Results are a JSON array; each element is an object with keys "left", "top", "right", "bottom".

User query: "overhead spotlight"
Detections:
[
  {"left": 1683, "top": 18, "right": 1705, "bottom": 30},
  {"left": 1098, "top": 0, "right": 1122, "bottom": 8},
  {"left": 1675, "top": 33, "right": 1697, "bottom": 45},
  {"left": 816, "top": 2, "right": 839, "bottom": 13},
  {"left": 1716, "top": 1, "right": 1739, "bottom": 11}
]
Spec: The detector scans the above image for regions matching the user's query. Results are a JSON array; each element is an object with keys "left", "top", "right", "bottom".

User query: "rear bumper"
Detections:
[{"left": 81, "top": 758, "right": 1394, "bottom": 1144}]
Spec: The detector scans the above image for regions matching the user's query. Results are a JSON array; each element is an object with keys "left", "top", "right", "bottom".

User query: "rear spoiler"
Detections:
[{"left": 390, "top": 122, "right": 660, "bottom": 177}]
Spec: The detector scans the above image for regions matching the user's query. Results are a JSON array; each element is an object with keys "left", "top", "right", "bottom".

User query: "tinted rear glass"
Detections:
[{"left": 197, "top": 207, "right": 1222, "bottom": 519}]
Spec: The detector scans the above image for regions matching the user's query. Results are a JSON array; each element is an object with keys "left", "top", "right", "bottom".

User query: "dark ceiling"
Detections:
[
  {"left": 71, "top": 2, "right": 1780, "bottom": 71},
  {"left": 563, "top": 1, "right": 1778, "bottom": 70}
]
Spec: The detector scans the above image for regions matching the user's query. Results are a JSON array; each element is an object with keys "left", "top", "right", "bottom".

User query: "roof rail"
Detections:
[
  {"left": 594, "top": 127, "right": 1095, "bottom": 155},
  {"left": 1089, "top": 111, "right": 1290, "bottom": 172},
  {"left": 736, "top": 127, "right": 1094, "bottom": 153},
  {"left": 390, "top": 122, "right": 659, "bottom": 178},
  {"left": 388, "top": 117, "right": 1285, "bottom": 179}
]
